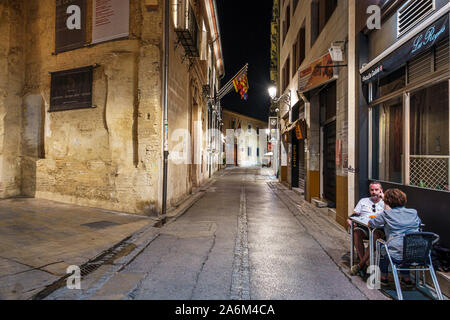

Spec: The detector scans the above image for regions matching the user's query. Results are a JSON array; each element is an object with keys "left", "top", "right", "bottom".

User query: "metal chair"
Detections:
[{"left": 376, "top": 232, "right": 444, "bottom": 300}]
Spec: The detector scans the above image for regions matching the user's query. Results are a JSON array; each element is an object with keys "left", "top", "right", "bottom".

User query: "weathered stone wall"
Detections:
[
  {"left": 167, "top": 20, "right": 190, "bottom": 206},
  {"left": 0, "top": 0, "right": 220, "bottom": 215},
  {"left": 0, "top": 0, "right": 26, "bottom": 198},
  {"left": 166, "top": 0, "right": 216, "bottom": 205},
  {"left": 19, "top": 0, "right": 163, "bottom": 215}
]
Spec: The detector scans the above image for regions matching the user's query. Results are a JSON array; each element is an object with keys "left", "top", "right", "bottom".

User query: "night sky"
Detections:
[{"left": 216, "top": 0, "right": 273, "bottom": 122}]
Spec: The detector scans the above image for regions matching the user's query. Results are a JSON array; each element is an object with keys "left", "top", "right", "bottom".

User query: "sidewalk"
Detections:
[
  {"left": 0, "top": 174, "right": 217, "bottom": 300},
  {"left": 268, "top": 180, "right": 450, "bottom": 300},
  {"left": 0, "top": 197, "right": 155, "bottom": 300},
  {"left": 266, "top": 180, "right": 390, "bottom": 300}
]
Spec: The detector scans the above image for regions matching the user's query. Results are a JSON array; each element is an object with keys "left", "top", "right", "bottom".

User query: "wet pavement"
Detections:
[
  {"left": 48, "top": 167, "right": 388, "bottom": 300},
  {"left": 0, "top": 197, "right": 153, "bottom": 299}
]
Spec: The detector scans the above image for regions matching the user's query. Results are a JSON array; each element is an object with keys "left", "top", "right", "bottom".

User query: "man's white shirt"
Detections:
[{"left": 354, "top": 197, "right": 385, "bottom": 217}]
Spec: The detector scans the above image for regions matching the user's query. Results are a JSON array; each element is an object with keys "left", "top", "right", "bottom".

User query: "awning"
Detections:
[
  {"left": 360, "top": 12, "right": 449, "bottom": 84},
  {"left": 281, "top": 119, "right": 307, "bottom": 140},
  {"left": 299, "top": 52, "right": 339, "bottom": 93}
]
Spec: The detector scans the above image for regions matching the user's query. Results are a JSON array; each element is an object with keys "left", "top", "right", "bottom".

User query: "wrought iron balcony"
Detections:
[{"left": 174, "top": 2, "right": 200, "bottom": 57}]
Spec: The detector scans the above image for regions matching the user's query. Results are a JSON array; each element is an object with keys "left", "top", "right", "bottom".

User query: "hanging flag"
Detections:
[{"left": 233, "top": 70, "right": 249, "bottom": 100}]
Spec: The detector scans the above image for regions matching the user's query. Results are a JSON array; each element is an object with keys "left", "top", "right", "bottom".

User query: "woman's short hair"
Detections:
[{"left": 384, "top": 189, "right": 407, "bottom": 208}]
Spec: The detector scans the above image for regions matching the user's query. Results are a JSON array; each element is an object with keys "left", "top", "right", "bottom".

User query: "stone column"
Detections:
[{"left": 0, "top": 1, "right": 25, "bottom": 198}]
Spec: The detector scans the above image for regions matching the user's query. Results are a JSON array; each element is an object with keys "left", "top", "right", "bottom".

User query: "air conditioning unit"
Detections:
[
  {"left": 174, "top": 0, "right": 200, "bottom": 57},
  {"left": 397, "top": 0, "right": 435, "bottom": 38}
]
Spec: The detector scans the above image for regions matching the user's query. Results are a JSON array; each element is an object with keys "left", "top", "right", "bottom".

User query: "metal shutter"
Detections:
[
  {"left": 435, "top": 39, "right": 449, "bottom": 72},
  {"left": 408, "top": 50, "right": 433, "bottom": 83}
]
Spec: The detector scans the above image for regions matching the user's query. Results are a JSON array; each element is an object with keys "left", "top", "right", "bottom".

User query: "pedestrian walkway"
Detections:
[{"left": 0, "top": 197, "right": 153, "bottom": 299}]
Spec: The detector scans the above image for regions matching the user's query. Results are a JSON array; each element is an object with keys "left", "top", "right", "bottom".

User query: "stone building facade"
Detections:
[
  {"left": 222, "top": 109, "right": 268, "bottom": 167},
  {"left": 0, "top": 0, "right": 224, "bottom": 215},
  {"left": 274, "top": 0, "right": 450, "bottom": 237},
  {"left": 276, "top": 0, "right": 349, "bottom": 226}
]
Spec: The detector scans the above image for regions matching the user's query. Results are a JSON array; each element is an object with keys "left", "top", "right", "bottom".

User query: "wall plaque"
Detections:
[
  {"left": 92, "top": 0, "right": 130, "bottom": 44},
  {"left": 50, "top": 66, "right": 93, "bottom": 112}
]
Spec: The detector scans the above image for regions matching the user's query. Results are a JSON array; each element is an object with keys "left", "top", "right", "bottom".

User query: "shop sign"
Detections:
[
  {"left": 361, "top": 14, "right": 448, "bottom": 83},
  {"left": 411, "top": 21, "right": 447, "bottom": 54},
  {"left": 295, "top": 119, "right": 307, "bottom": 140},
  {"left": 55, "top": 0, "right": 86, "bottom": 53},
  {"left": 292, "top": 143, "right": 297, "bottom": 168},
  {"left": 299, "top": 52, "right": 338, "bottom": 92},
  {"left": 362, "top": 65, "right": 383, "bottom": 82}
]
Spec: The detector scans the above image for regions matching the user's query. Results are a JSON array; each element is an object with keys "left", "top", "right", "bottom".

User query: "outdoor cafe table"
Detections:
[{"left": 349, "top": 215, "right": 378, "bottom": 269}]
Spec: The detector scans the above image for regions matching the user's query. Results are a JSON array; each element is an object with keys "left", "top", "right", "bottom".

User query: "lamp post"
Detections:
[
  {"left": 268, "top": 86, "right": 291, "bottom": 179},
  {"left": 268, "top": 86, "right": 291, "bottom": 110}
]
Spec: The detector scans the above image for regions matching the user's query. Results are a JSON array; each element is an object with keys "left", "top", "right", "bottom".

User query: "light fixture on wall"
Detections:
[{"left": 329, "top": 44, "right": 344, "bottom": 62}]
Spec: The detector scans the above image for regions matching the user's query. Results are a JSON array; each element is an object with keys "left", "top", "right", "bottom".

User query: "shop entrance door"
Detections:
[{"left": 323, "top": 121, "right": 336, "bottom": 203}]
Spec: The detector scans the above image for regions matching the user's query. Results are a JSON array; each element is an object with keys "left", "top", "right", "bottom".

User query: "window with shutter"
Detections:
[
  {"left": 408, "top": 51, "right": 433, "bottom": 83},
  {"left": 435, "top": 40, "right": 449, "bottom": 72}
]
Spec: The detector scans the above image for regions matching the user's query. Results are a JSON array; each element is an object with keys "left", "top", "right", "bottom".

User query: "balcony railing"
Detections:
[{"left": 174, "top": 2, "right": 200, "bottom": 58}]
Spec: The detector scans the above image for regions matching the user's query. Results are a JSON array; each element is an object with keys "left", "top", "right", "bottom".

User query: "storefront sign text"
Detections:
[
  {"left": 362, "top": 65, "right": 383, "bottom": 82},
  {"left": 299, "top": 53, "right": 338, "bottom": 92},
  {"left": 412, "top": 24, "right": 447, "bottom": 54}
]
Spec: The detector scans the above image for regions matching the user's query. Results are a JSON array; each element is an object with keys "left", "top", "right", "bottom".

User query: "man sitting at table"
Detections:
[{"left": 348, "top": 181, "right": 385, "bottom": 277}]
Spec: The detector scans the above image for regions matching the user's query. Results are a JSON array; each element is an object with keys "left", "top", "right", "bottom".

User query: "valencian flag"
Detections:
[
  {"left": 233, "top": 70, "right": 249, "bottom": 100},
  {"left": 217, "top": 63, "right": 249, "bottom": 102}
]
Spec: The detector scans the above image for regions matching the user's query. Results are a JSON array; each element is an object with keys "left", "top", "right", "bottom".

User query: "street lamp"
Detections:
[
  {"left": 268, "top": 86, "right": 277, "bottom": 100},
  {"left": 268, "top": 87, "right": 291, "bottom": 107}
]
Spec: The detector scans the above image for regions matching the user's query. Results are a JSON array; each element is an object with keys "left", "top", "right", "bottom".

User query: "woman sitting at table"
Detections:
[{"left": 369, "top": 188, "right": 422, "bottom": 286}]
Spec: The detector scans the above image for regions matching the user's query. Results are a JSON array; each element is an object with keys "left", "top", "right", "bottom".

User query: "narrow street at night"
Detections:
[
  {"left": 0, "top": 0, "right": 449, "bottom": 309},
  {"left": 47, "top": 167, "right": 386, "bottom": 300}
]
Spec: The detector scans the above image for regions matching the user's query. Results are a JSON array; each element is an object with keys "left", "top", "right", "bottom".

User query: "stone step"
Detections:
[{"left": 311, "top": 197, "right": 328, "bottom": 208}]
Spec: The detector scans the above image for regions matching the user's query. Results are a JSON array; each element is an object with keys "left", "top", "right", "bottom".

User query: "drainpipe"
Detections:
[{"left": 162, "top": 0, "right": 169, "bottom": 217}]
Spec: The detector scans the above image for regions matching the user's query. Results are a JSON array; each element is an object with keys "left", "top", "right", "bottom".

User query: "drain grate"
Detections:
[
  {"left": 80, "top": 263, "right": 102, "bottom": 277},
  {"left": 32, "top": 235, "right": 134, "bottom": 300}
]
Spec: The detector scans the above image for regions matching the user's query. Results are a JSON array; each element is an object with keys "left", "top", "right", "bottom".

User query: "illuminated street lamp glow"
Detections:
[{"left": 268, "top": 86, "right": 277, "bottom": 99}]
